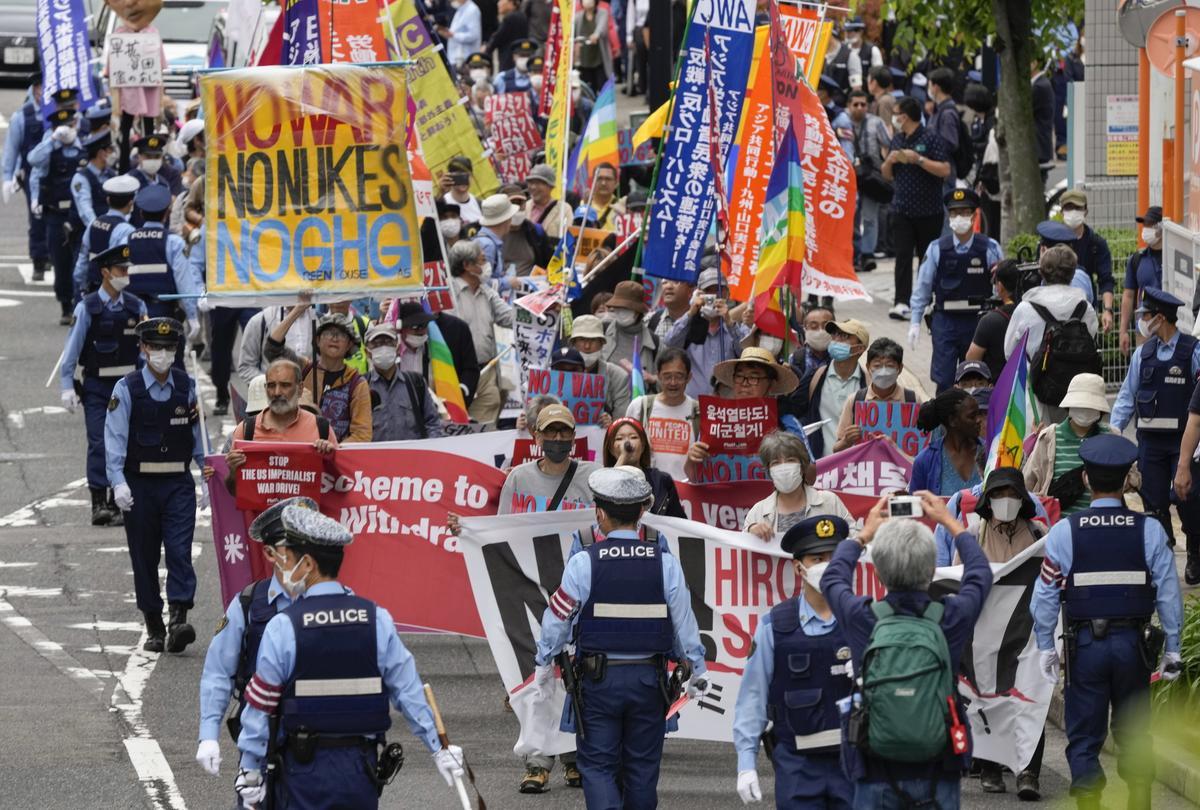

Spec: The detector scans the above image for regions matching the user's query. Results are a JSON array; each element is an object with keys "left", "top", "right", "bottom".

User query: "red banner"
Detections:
[
  {"left": 486, "top": 93, "right": 543, "bottom": 184},
  {"left": 699, "top": 396, "right": 778, "bottom": 455},
  {"left": 510, "top": 436, "right": 593, "bottom": 466},
  {"left": 233, "top": 441, "right": 324, "bottom": 511}
]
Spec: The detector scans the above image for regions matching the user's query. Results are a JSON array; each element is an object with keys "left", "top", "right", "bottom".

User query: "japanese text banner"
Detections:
[
  {"left": 37, "top": 0, "right": 96, "bottom": 109},
  {"left": 202, "top": 63, "right": 423, "bottom": 301}
]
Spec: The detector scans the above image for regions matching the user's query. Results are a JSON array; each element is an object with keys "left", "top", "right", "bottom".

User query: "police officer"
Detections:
[
  {"left": 493, "top": 39, "right": 539, "bottom": 95},
  {"left": 907, "top": 188, "right": 1003, "bottom": 392},
  {"left": 104, "top": 317, "right": 206, "bottom": 653},
  {"left": 29, "top": 106, "right": 85, "bottom": 324},
  {"left": 80, "top": 101, "right": 113, "bottom": 138},
  {"left": 127, "top": 184, "right": 201, "bottom": 338},
  {"left": 61, "top": 243, "right": 146, "bottom": 526},
  {"left": 733, "top": 515, "right": 854, "bottom": 808},
  {"left": 73, "top": 174, "right": 138, "bottom": 298},
  {"left": 71, "top": 130, "right": 116, "bottom": 231},
  {"left": 128, "top": 133, "right": 172, "bottom": 194},
  {"left": 532, "top": 466, "right": 708, "bottom": 808},
  {"left": 233, "top": 504, "right": 466, "bottom": 809},
  {"left": 0, "top": 71, "right": 50, "bottom": 281},
  {"left": 195, "top": 497, "right": 316, "bottom": 789},
  {"left": 1031, "top": 434, "right": 1183, "bottom": 810},
  {"left": 1110, "top": 287, "right": 1200, "bottom": 583}
]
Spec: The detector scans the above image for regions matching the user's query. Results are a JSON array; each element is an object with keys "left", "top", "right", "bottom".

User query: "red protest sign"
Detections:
[
  {"left": 486, "top": 93, "right": 543, "bottom": 184},
  {"left": 510, "top": 436, "right": 593, "bottom": 466},
  {"left": 699, "top": 396, "right": 778, "bottom": 455},
  {"left": 526, "top": 368, "right": 607, "bottom": 425},
  {"left": 233, "top": 441, "right": 324, "bottom": 511},
  {"left": 851, "top": 400, "right": 930, "bottom": 458}
]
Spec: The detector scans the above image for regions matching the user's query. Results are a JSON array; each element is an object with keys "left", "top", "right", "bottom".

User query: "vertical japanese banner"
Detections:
[
  {"left": 542, "top": 0, "right": 575, "bottom": 201},
  {"left": 642, "top": 0, "right": 757, "bottom": 283},
  {"left": 202, "top": 64, "right": 424, "bottom": 301},
  {"left": 283, "top": 0, "right": 322, "bottom": 64},
  {"left": 320, "top": 0, "right": 391, "bottom": 64},
  {"left": 539, "top": 0, "right": 564, "bottom": 117},
  {"left": 36, "top": 0, "right": 96, "bottom": 108},
  {"left": 777, "top": 3, "right": 832, "bottom": 87}
]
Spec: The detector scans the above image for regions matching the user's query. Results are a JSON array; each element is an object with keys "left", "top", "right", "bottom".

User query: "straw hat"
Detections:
[{"left": 712, "top": 347, "right": 800, "bottom": 396}]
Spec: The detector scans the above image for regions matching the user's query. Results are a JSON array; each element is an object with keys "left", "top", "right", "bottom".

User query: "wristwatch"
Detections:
[{"left": 916, "top": 155, "right": 925, "bottom": 167}]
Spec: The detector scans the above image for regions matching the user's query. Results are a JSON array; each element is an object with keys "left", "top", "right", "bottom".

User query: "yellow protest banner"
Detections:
[
  {"left": 202, "top": 64, "right": 423, "bottom": 297},
  {"left": 542, "top": 0, "right": 574, "bottom": 200}
]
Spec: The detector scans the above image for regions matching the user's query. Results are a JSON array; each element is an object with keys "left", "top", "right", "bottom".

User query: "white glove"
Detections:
[
  {"left": 533, "top": 662, "right": 554, "bottom": 701},
  {"left": 53, "top": 125, "right": 77, "bottom": 145},
  {"left": 197, "top": 486, "right": 210, "bottom": 511},
  {"left": 1161, "top": 651, "right": 1183, "bottom": 682},
  {"left": 113, "top": 482, "right": 134, "bottom": 512},
  {"left": 186, "top": 317, "right": 201, "bottom": 342},
  {"left": 907, "top": 322, "right": 920, "bottom": 349},
  {"left": 61, "top": 389, "right": 79, "bottom": 413},
  {"left": 234, "top": 768, "right": 265, "bottom": 807},
  {"left": 31, "top": 201, "right": 42, "bottom": 217},
  {"left": 433, "top": 745, "right": 465, "bottom": 787},
  {"left": 736, "top": 769, "right": 762, "bottom": 804},
  {"left": 196, "top": 296, "right": 215, "bottom": 313},
  {"left": 686, "top": 676, "right": 710, "bottom": 699},
  {"left": 195, "top": 739, "right": 221, "bottom": 775},
  {"left": 1, "top": 178, "right": 13, "bottom": 203},
  {"left": 1038, "top": 648, "right": 1059, "bottom": 684}
]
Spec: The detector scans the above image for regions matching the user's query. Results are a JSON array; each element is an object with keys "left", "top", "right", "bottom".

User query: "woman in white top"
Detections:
[{"left": 744, "top": 431, "right": 852, "bottom": 539}]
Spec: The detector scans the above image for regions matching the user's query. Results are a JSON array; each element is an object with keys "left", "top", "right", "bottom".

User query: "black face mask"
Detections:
[{"left": 542, "top": 439, "right": 573, "bottom": 464}]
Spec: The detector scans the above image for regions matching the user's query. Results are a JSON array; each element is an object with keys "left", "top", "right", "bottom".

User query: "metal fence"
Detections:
[{"left": 1097, "top": 235, "right": 1138, "bottom": 392}]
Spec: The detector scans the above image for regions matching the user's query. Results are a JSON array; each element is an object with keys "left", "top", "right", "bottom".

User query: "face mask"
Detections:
[
  {"left": 515, "top": 57, "right": 529, "bottom": 71},
  {"left": 579, "top": 349, "right": 602, "bottom": 367},
  {"left": 1069, "top": 406, "right": 1101, "bottom": 427},
  {"left": 871, "top": 366, "right": 899, "bottom": 389},
  {"left": 758, "top": 335, "right": 784, "bottom": 356},
  {"left": 949, "top": 215, "right": 973, "bottom": 235},
  {"left": 542, "top": 439, "right": 572, "bottom": 463},
  {"left": 105, "top": 150, "right": 118, "bottom": 169},
  {"left": 276, "top": 556, "right": 309, "bottom": 597},
  {"left": 370, "top": 346, "right": 397, "bottom": 370},
  {"left": 1142, "top": 226, "right": 1159, "bottom": 245},
  {"left": 828, "top": 341, "right": 854, "bottom": 361},
  {"left": 805, "top": 329, "right": 831, "bottom": 352},
  {"left": 769, "top": 461, "right": 805, "bottom": 494},
  {"left": 405, "top": 334, "right": 429, "bottom": 349},
  {"left": 480, "top": 261, "right": 493, "bottom": 277},
  {"left": 146, "top": 348, "right": 173, "bottom": 374},
  {"left": 439, "top": 218, "right": 461, "bottom": 238},
  {"left": 990, "top": 496, "right": 1022, "bottom": 523},
  {"left": 511, "top": 210, "right": 526, "bottom": 226},
  {"left": 530, "top": 75, "right": 544, "bottom": 90},
  {"left": 469, "top": 68, "right": 488, "bottom": 83},
  {"left": 140, "top": 158, "right": 162, "bottom": 175},
  {"left": 613, "top": 309, "right": 638, "bottom": 328},
  {"left": 1137, "top": 317, "right": 1155, "bottom": 339},
  {"left": 599, "top": 311, "right": 615, "bottom": 323},
  {"left": 1062, "top": 210, "right": 1086, "bottom": 228},
  {"left": 800, "top": 561, "right": 829, "bottom": 593},
  {"left": 108, "top": 274, "right": 130, "bottom": 291},
  {"left": 891, "top": 115, "right": 903, "bottom": 130}
]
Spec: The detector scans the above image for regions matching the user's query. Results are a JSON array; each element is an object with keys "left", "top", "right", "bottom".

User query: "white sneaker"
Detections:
[{"left": 888, "top": 304, "right": 911, "bottom": 321}]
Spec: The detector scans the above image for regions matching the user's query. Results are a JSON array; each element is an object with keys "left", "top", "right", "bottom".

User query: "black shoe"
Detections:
[
  {"left": 980, "top": 764, "right": 1006, "bottom": 793},
  {"left": 212, "top": 400, "right": 229, "bottom": 417},
  {"left": 519, "top": 766, "right": 550, "bottom": 793},
  {"left": 1186, "top": 555, "right": 1200, "bottom": 585},
  {"left": 143, "top": 611, "right": 166, "bottom": 652},
  {"left": 166, "top": 605, "right": 196, "bottom": 653},
  {"left": 1017, "top": 770, "right": 1040, "bottom": 801},
  {"left": 861, "top": 258, "right": 877, "bottom": 272},
  {"left": 563, "top": 764, "right": 582, "bottom": 787},
  {"left": 90, "top": 487, "right": 112, "bottom": 527},
  {"left": 31, "top": 262, "right": 45, "bottom": 281}
]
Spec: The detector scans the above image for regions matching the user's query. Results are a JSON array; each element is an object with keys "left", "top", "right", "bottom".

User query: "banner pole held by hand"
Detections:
[{"left": 423, "top": 682, "right": 476, "bottom": 810}]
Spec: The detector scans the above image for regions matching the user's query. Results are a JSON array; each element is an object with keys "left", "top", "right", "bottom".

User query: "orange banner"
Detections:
[{"left": 320, "top": 0, "right": 391, "bottom": 64}]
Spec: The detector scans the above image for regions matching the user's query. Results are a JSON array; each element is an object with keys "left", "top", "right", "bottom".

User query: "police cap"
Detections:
[
  {"left": 781, "top": 515, "right": 849, "bottom": 558},
  {"left": 279, "top": 503, "right": 353, "bottom": 548},
  {"left": 529, "top": 55, "right": 545, "bottom": 72},
  {"left": 47, "top": 108, "right": 74, "bottom": 125},
  {"left": 134, "top": 134, "right": 165, "bottom": 154},
  {"left": 136, "top": 317, "right": 184, "bottom": 346},
  {"left": 513, "top": 39, "right": 538, "bottom": 56},
  {"left": 95, "top": 243, "right": 131, "bottom": 269},
  {"left": 1135, "top": 287, "right": 1184, "bottom": 317},
  {"left": 1078, "top": 434, "right": 1138, "bottom": 473},
  {"left": 85, "top": 103, "right": 112, "bottom": 124},
  {"left": 84, "top": 130, "right": 112, "bottom": 155},
  {"left": 1036, "top": 220, "right": 1077, "bottom": 246},
  {"left": 103, "top": 174, "right": 140, "bottom": 196},
  {"left": 844, "top": 15, "right": 866, "bottom": 30},
  {"left": 588, "top": 466, "right": 652, "bottom": 505},
  {"left": 465, "top": 52, "right": 489, "bottom": 68},
  {"left": 944, "top": 187, "right": 980, "bottom": 210},
  {"left": 248, "top": 496, "right": 320, "bottom": 545},
  {"left": 135, "top": 183, "right": 172, "bottom": 214},
  {"left": 52, "top": 87, "right": 78, "bottom": 104}
]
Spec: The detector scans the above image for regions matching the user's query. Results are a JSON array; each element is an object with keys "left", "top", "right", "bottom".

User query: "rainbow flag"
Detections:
[
  {"left": 985, "top": 333, "right": 1039, "bottom": 473},
  {"left": 751, "top": 124, "right": 806, "bottom": 338},
  {"left": 426, "top": 317, "right": 470, "bottom": 423},
  {"left": 630, "top": 335, "right": 645, "bottom": 399},
  {"left": 567, "top": 77, "right": 619, "bottom": 194}
]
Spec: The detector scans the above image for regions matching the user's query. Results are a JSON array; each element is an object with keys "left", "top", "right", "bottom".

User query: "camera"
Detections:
[
  {"left": 449, "top": 172, "right": 469, "bottom": 186},
  {"left": 703, "top": 294, "right": 716, "bottom": 307},
  {"left": 887, "top": 495, "right": 923, "bottom": 519}
]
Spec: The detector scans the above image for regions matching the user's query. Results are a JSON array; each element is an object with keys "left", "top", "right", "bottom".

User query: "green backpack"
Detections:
[{"left": 861, "top": 600, "right": 955, "bottom": 762}]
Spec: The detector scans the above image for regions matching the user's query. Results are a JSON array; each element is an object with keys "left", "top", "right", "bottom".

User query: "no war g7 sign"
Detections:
[
  {"left": 852, "top": 399, "right": 930, "bottom": 458},
  {"left": 526, "top": 368, "right": 606, "bottom": 425}
]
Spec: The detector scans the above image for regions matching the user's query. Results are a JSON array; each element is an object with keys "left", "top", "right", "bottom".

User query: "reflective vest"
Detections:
[
  {"left": 79, "top": 291, "right": 142, "bottom": 379},
  {"left": 123, "top": 367, "right": 195, "bottom": 477},
  {"left": 85, "top": 213, "right": 128, "bottom": 291},
  {"left": 934, "top": 234, "right": 992, "bottom": 313},
  {"left": 1064, "top": 507, "right": 1155, "bottom": 622},
  {"left": 127, "top": 225, "right": 176, "bottom": 302},
  {"left": 767, "top": 596, "right": 852, "bottom": 755},
  {"left": 1135, "top": 333, "right": 1197, "bottom": 433},
  {"left": 576, "top": 534, "right": 674, "bottom": 655}
]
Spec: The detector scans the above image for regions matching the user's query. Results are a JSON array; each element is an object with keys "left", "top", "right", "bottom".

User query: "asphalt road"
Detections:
[{"left": 0, "top": 84, "right": 1192, "bottom": 809}]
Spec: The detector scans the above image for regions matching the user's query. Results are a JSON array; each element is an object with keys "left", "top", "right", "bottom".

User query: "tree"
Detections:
[{"left": 887, "top": 0, "right": 1083, "bottom": 242}]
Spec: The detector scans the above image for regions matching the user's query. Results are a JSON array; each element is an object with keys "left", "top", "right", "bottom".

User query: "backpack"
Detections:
[
  {"left": 1028, "top": 301, "right": 1101, "bottom": 406},
  {"left": 952, "top": 113, "right": 975, "bottom": 180},
  {"left": 861, "top": 600, "right": 954, "bottom": 763}
]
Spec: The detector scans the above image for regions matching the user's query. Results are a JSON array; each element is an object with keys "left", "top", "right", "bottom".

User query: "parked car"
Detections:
[{"left": 0, "top": 4, "right": 38, "bottom": 79}]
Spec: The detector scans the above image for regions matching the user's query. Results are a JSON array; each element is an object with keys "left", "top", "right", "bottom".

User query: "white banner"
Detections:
[
  {"left": 107, "top": 31, "right": 162, "bottom": 89},
  {"left": 458, "top": 511, "right": 1053, "bottom": 771}
]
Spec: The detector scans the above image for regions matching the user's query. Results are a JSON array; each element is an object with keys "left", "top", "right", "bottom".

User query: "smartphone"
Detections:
[
  {"left": 887, "top": 495, "right": 923, "bottom": 519},
  {"left": 449, "top": 172, "right": 469, "bottom": 186}
]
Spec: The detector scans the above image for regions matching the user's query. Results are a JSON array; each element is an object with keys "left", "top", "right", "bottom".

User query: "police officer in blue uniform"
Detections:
[
  {"left": 1110, "top": 287, "right": 1200, "bottom": 583},
  {"left": 195, "top": 497, "right": 316, "bottom": 792},
  {"left": 128, "top": 133, "right": 172, "bottom": 200},
  {"left": 532, "top": 466, "right": 708, "bottom": 809},
  {"left": 1031, "top": 434, "right": 1183, "bottom": 810},
  {"left": 80, "top": 101, "right": 113, "bottom": 138},
  {"left": 72, "top": 174, "right": 138, "bottom": 298},
  {"left": 0, "top": 71, "right": 50, "bottom": 281},
  {"left": 233, "top": 504, "right": 466, "bottom": 810},
  {"left": 733, "top": 515, "right": 854, "bottom": 808},
  {"left": 61, "top": 243, "right": 146, "bottom": 526},
  {"left": 493, "top": 39, "right": 539, "bottom": 96},
  {"left": 127, "top": 184, "right": 201, "bottom": 336},
  {"left": 29, "top": 105, "right": 86, "bottom": 324},
  {"left": 105, "top": 317, "right": 206, "bottom": 653},
  {"left": 908, "top": 188, "right": 1003, "bottom": 392},
  {"left": 70, "top": 130, "right": 116, "bottom": 231}
]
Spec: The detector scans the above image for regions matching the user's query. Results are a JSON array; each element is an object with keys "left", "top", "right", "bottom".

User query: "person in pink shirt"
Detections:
[{"left": 107, "top": 21, "right": 166, "bottom": 172}]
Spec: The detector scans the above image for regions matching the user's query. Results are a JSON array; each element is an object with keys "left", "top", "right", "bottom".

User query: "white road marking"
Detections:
[
  {"left": 0, "top": 287, "right": 55, "bottom": 297},
  {"left": 13, "top": 261, "right": 52, "bottom": 286},
  {"left": 0, "top": 585, "right": 62, "bottom": 597},
  {"left": 0, "top": 561, "right": 36, "bottom": 568},
  {"left": 7, "top": 404, "right": 67, "bottom": 428},
  {"left": 68, "top": 620, "right": 143, "bottom": 632},
  {"left": 0, "top": 297, "right": 20, "bottom": 307},
  {"left": 0, "top": 595, "right": 106, "bottom": 703},
  {"left": 0, "top": 477, "right": 87, "bottom": 527}
]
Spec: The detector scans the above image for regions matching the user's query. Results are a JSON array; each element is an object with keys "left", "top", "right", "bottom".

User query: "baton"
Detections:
[
  {"left": 187, "top": 349, "right": 212, "bottom": 456},
  {"left": 423, "top": 683, "right": 475, "bottom": 810}
]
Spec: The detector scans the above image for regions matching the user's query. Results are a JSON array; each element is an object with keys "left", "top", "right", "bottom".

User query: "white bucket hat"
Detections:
[{"left": 1058, "top": 373, "right": 1110, "bottom": 413}]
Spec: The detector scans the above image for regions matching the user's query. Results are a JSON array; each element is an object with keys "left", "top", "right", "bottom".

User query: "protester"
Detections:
[
  {"left": 601, "top": 279, "right": 658, "bottom": 378},
  {"left": 1120, "top": 206, "right": 1163, "bottom": 357},
  {"left": 1059, "top": 188, "right": 1115, "bottom": 327},
  {"left": 626, "top": 348, "right": 698, "bottom": 479},
  {"left": 237, "top": 305, "right": 317, "bottom": 385},
  {"left": 474, "top": 193, "right": 524, "bottom": 292},
  {"left": 796, "top": 318, "right": 869, "bottom": 459},
  {"left": 448, "top": 239, "right": 515, "bottom": 365},
  {"left": 832, "top": 337, "right": 915, "bottom": 453},
  {"left": 588, "top": 162, "right": 625, "bottom": 231},
  {"left": 744, "top": 431, "right": 851, "bottom": 538},
  {"left": 365, "top": 323, "right": 443, "bottom": 441},
  {"left": 965, "top": 259, "right": 1022, "bottom": 381},
  {"left": 524, "top": 164, "right": 565, "bottom": 240},
  {"left": 796, "top": 305, "right": 835, "bottom": 377},
  {"left": 1024, "top": 373, "right": 1114, "bottom": 517},
  {"left": 442, "top": 155, "right": 483, "bottom": 224},
  {"left": 648, "top": 277, "right": 694, "bottom": 342},
  {"left": 603, "top": 417, "right": 685, "bottom": 517},
  {"left": 910, "top": 388, "right": 983, "bottom": 496},
  {"left": 574, "top": 0, "right": 614, "bottom": 93},
  {"left": 664, "top": 268, "right": 749, "bottom": 397},
  {"left": 564, "top": 317, "right": 632, "bottom": 420}
]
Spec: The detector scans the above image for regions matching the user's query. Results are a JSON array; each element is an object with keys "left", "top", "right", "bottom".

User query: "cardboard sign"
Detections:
[
  {"left": 513, "top": 307, "right": 559, "bottom": 393},
  {"left": 233, "top": 440, "right": 323, "bottom": 511},
  {"left": 107, "top": 30, "right": 163, "bottom": 88},
  {"left": 568, "top": 225, "right": 613, "bottom": 268},
  {"left": 526, "top": 368, "right": 607, "bottom": 425},
  {"left": 510, "top": 436, "right": 592, "bottom": 466},
  {"left": 852, "top": 399, "right": 929, "bottom": 458},
  {"left": 699, "top": 396, "right": 777, "bottom": 455}
]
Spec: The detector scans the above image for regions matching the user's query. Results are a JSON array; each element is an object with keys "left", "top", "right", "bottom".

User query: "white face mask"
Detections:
[
  {"left": 769, "top": 462, "right": 805, "bottom": 494},
  {"left": 871, "top": 366, "right": 899, "bottom": 389},
  {"left": 480, "top": 261, "right": 493, "bottom": 277},
  {"left": 1062, "top": 210, "right": 1086, "bottom": 229},
  {"left": 1069, "top": 406, "right": 1101, "bottom": 427},
  {"left": 990, "top": 496, "right": 1022, "bottom": 523},
  {"left": 891, "top": 115, "right": 903, "bottom": 130},
  {"left": 805, "top": 329, "right": 831, "bottom": 352},
  {"left": 105, "top": 149, "right": 118, "bottom": 169},
  {"left": 140, "top": 158, "right": 162, "bottom": 175},
  {"left": 1137, "top": 317, "right": 1154, "bottom": 340},
  {"left": 799, "top": 560, "right": 829, "bottom": 593},
  {"left": 700, "top": 304, "right": 718, "bottom": 319},
  {"left": 1142, "top": 226, "right": 1159, "bottom": 246},
  {"left": 515, "top": 57, "right": 529, "bottom": 72},
  {"left": 758, "top": 335, "right": 784, "bottom": 356},
  {"left": 146, "top": 348, "right": 173, "bottom": 374},
  {"left": 511, "top": 209, "right": 526, "bottom": 226},
  {"left": 469, "top": 68, "right": 488, "bottom": 83},
  {"left": 405, "top": 334, "right": 429, "bottom": 349},
  {"left": 530, "top": 75, "right": 544, "bottom": 90},
  {"left": 439, "top": 218, "right": 461, "bottom": 238},
  {"left": 949, "top": 215, "right": 973, "bottom": 235},
  {"left": 370, "top": 346, "right": 397, "bottom": 370},
  {"left": 613, "top": 309, "right": 638, "bottom": 328},
  {"left": 276, "top": 555, "right": 309, "bottom": 597},
  {"left": 579, "top": 349, "right": 602, "bottom": 367},
  {"left": 108, "top": 274, "right": 130, "bottom": 291}
]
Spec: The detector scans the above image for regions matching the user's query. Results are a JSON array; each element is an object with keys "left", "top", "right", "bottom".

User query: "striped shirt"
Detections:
[{"left": 1053, "top": 420, "right": 1103, "bottom": 516}]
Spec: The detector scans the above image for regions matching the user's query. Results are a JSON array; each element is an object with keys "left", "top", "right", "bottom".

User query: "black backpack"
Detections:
[
  {"left": 952, "top": 114, "right": 975, "bottom": 180},
  {"left": 1028, "top": 301, "right": 1101, "bottom": 406}
]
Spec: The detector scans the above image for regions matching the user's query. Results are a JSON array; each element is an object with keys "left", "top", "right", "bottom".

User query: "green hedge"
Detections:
[{"left": 1153, "top": 596, "right": 1200, "bottom": 714}]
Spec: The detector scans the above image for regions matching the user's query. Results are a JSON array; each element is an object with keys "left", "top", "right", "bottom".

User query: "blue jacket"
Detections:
[{"left": 909, "top": 432, "right": 983, "bottom": 496}]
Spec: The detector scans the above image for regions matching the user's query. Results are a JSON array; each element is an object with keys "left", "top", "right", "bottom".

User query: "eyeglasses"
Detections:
[
  {"left": 733, "top": 374, "right": 770, "bottom": 385},
  {"left": 659, "top": 373, "right": 688, "bottom": 383}
]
